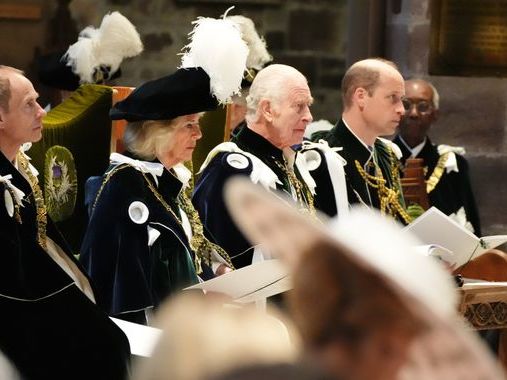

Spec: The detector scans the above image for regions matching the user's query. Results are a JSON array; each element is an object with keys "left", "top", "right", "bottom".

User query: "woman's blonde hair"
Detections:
[
  {"left": 124, "top": 113, "right": 204, "bottom": 160},
  {"left": 131, "top": 294, "right": 300, "bottom": 380},
  {"left": 123, "top": 119, "right": 178, "bottom": 160}
]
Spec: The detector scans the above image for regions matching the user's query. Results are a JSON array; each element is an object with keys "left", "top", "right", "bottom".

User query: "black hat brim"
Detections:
[{"left": 110, "top": 67, "right": 218, "bottom": 121}]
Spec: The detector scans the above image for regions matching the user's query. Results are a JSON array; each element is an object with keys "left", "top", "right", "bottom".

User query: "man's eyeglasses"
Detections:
[{"left": 402, "top": 99, "right": 433, "bottom": 114}]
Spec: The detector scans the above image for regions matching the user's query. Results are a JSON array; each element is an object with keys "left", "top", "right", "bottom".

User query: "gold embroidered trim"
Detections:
[
  {"left": 426, "top": 152, "right": 450, "bottom": 194},
  {"left": 17, "top": 152, "right": 47, "bottom": 249},
  {"left": 177, "top": 190, "right": 234, "bottom": 272},
  {"left": 91, "top": 164, "right": 130, "bottom": 211},
  {"left": 92, "top": 164, "right": 234, "bottom": 273},
  {"left": 274, "top": 159, "right": 316, "bottom": 217},
  {"left": 354, "top": 150, "right": 412, "bottom": 224}
]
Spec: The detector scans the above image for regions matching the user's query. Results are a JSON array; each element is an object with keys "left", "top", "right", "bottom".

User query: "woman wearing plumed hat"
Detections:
[
  {"left": 79, "top": 14, "right": 248, "bottom": 325},
  {"left": 192, "top": 13, "right": 272, "bottom": 170}
]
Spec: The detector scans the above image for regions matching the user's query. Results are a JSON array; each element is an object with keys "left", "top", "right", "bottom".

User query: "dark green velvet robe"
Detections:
[
  {"left": 193, "top": 126, "right": 313, "bottom": 268},
  {"left": 80, "top": 155, "right": 199, "bottom": 324},
  {"left": 313, "top": 120, "right": 408, "bottom": 223},
  {"left": 0, "top": 150, "right": 130, "bottom": 380}
]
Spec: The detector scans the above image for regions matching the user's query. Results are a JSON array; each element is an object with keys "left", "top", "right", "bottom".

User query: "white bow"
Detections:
[
  {"left": 448, "top": 207, "right": 474, "bottom": 233},
  {"left": 21, "top": 142, "right": 32, "bottom": 153},
  {"left": 17, "top": 149, "right": 39, "bottom": 177},
  {"left": 200, "top": 142, "right": 282, "bottom": 191},
  {"left": 438, "top": 144, "right": 466, "bottom": 156},
  {"left": 301, "top": 140, "right": 349, "bottom": 218},
  {"left": 110, "top": 153, "right": 165, "bottom": 185},
  {"left": 293, "top": 151, "right": 316, "bottom": 195},
  {"left": 0, "top": 174, "right": 26, "bottom": 206},
  {"left": 437, "top": 145, "right": 465, "bottom": 174},
  {"left": 301, "top": 140, "right": 346, "bottom": 164},
  {"left": 172, "top": 163, "right": 192, "bottom": 189},
  {"left": 378, "top": 137, "right": 403, "bottom": 160}
]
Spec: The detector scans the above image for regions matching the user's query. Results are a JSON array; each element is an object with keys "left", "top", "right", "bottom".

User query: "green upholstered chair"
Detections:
[{"left": 29, "top": 84, "right": 113, "bottom": 253}]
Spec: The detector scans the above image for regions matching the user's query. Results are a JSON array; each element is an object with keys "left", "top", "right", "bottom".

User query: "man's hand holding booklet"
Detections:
[{"left": 405, "top": 207, "right": 507, "bottom": 269}]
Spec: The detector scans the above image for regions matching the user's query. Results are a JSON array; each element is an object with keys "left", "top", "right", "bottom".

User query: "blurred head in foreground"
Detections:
[
  {"left": 224, "top": 178, "right": 504, "bottom": 380},
  {"left": 131, "top": 293, "right": 300, "bottom": 380}
]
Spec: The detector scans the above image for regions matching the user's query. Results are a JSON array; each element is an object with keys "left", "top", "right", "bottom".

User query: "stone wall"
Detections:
[
  {"left": 112, "top": 0, "right": 347, "bottom": 122},
  {"left": 386, "top": 0, "right": 507, "bottom": 236},
  {"left": 0, "top": 0, "right": 347, "bottom": 122}
]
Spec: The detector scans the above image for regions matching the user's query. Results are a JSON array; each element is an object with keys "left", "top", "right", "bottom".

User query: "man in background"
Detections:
[{"left": 394, "top": 78, "right": 481, "bottom": 234}]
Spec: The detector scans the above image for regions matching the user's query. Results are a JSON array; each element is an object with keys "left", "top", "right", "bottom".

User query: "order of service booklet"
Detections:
[
  {"left": 185, "top": 259, "right": 290, "bottom": 303},
  {"left": 404, "top": 207, "right": 507, "bottom": 269}
]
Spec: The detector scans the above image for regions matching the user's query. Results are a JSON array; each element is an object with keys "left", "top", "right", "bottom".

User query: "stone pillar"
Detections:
[
  {"left": 386, "top": 0, "right": 507, "bottom": 236},
  {"left": 346, "top": 0, "right": 387, "bottom": 67},
  {"left": 385, "top": 0, "right": 431, "bottom": 75}
]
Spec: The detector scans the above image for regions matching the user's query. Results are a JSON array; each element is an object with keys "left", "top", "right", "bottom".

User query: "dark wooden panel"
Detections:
[
  {"left": 0, "top": 4, "right": 42, "bottom": 20},
  {"left": 430, "top": 0, "right": 507, "bottom": 76},
  {"left": 175, "top": 0, "right": 283, "bottom": 4}
]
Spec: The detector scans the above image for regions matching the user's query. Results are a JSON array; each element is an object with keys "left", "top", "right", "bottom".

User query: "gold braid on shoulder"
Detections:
[
  {"left": 92, "top": 164, "right": 131, "bottom": 211},
  {"left": 17, "top": 151, "right": 47, "bottom": 249},
  {"left": 426, "top": 152, "right": 450, "bottom": 194},
  {"left": 354, "top": 149, "right": 412, "bottom": 224},
  {"left": 92, "top": 164, "right": 234, "bottom": 274},
  {"left": 177, "top": 191, "right": 234, "bottom": 272}
]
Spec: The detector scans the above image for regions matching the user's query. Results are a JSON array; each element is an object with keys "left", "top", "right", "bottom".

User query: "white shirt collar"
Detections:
[{"left": 398, "top": 136, "right": 427, "bottom": 158}]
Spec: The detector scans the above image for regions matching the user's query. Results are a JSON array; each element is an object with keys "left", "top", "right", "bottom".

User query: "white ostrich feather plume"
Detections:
[
  {"left": 304, "top": 119, "right": 334, "bottom": 139},
  {"left": 79, "top": 26, "right": 99, "bottom": 39},
  {"left": 226, "top": 15, "right": 272, "bottom": 70},
  {"left": 180, "top": 16, "right": 248, "bottom": 104},
  {"left": 64, "top": 37, "right": 97, "bottom": 83},
  {"left": 64, "top": 11, "right": 143, "bottom": 84}
]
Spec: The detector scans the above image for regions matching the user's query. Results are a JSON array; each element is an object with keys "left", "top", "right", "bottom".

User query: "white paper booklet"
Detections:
[
  {"left": 405, "top": 207, "right": 507, "bottom": 268},
  {"left": 185, "top": 259, "right": 290, "bottom": 303},
  {"left": 110, "top": 317, "right": 162, "bottom": 357}
]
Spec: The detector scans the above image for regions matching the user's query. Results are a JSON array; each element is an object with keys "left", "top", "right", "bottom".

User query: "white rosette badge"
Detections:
[{"left": 0, "top": 175, "right": 26, "bottom": 221}]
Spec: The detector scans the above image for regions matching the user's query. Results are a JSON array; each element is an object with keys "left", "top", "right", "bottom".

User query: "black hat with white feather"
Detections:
[
  {"left": 38, "top": 11, "right": 143, "bottom": 91},
  {"left": 110, "top": 12, "right": 248, "bottom": 122}
]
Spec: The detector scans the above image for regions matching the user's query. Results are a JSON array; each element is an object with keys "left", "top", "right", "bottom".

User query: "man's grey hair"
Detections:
[
  {"left": 427, "top": 81, "right": 440, "bottom": 110},
  {"left": 232, "top": 91, "right": 247, "bottom": 107},
  {"left": 0, "top": 65, "right": 24, "bottom": 112},
  {"left": 406, "top": 78, "right": 440, "bottom": 110},
  {"left": 245, "top": 64, "right": 307, "bottom": 125}
]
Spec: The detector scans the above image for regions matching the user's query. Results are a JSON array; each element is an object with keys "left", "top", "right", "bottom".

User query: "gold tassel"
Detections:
[
  {"left": 426, "top": 152, "right": 449, "bottom": 194},
  {"left": 355, "top": 160, "right": 412, "bottom": 224}
]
